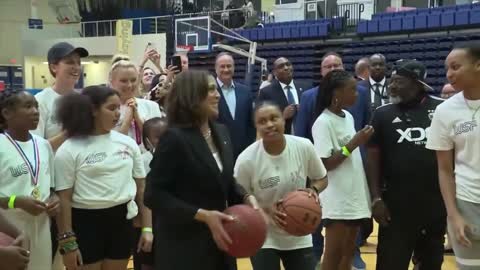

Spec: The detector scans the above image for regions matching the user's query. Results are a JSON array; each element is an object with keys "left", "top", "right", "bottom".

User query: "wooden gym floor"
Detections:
[{"left": 127, "top": 223, "right": 457, "bottom": 269}]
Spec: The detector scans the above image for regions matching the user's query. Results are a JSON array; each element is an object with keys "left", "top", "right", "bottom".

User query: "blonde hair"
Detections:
[
  {"left": 109, "top": 54, "right": 138, "bottom": 81},
  {"left": 111, "top": 54, "right": 130, "bottom": 65}
]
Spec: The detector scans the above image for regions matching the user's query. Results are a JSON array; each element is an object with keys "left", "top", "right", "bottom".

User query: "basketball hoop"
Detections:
[{"left": 176, "top": 45, "right": 194, "bottom": 52}]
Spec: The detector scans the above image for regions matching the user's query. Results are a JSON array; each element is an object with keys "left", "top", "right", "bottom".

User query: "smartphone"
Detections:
[
  {"left": 146, "top": 42, "right": 157, "bottom": 52},
  {"left": 171, "top": 55, "right": 182, "bottom": 73}
]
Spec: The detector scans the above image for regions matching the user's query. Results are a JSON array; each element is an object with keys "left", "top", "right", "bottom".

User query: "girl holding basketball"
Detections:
[
  {"left": 54, "top": 85, "right": 152, "bottom": 270},
  {"left": 0, "top": 89, "right": 59, "bottom": 270},
  {"left": 109, "top": 55, "right": 162, "bottom": 152},
  {"left": 311, "top": 70, "right": 372, "bottom": 270},
  {"left": 234, "top": 101, "right": 328, "bottom": 270}
]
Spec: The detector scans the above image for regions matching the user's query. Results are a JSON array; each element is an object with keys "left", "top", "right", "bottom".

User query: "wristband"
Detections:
[
  {"left": 341, "top": 146, "right": 351, "bottom": 157},
  {"left": 8, "top": 195, "right": 16, "bottom": 209},
  {"left": 142, "top": 227, "right": 153, "bottom": 233}
]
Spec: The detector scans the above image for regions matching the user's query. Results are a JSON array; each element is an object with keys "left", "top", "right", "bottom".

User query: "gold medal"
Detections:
[{"left": 31, "top": 187, "right": 40, "bottom": 200}]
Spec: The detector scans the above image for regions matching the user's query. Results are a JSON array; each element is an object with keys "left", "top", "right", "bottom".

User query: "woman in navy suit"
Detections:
[{"left": 144, "top": 70, "right": 260, "bottom": 270}]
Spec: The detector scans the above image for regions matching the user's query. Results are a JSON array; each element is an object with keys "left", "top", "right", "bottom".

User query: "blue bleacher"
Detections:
[{"left": 358, "top": 4, "right": 480, "bottom": 35}]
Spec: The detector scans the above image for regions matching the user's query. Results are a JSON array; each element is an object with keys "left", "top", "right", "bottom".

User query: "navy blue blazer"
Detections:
[
  {"left": 216, "top": 81, "right": 255, "bottom": 159},
  {"left": 256, "top": 79, "right": 310, "bottom": 134}
]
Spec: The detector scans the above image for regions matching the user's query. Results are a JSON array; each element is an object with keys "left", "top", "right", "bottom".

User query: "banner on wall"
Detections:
[{"left": 116, "top": 19, "right": 133, "bottom": 55}]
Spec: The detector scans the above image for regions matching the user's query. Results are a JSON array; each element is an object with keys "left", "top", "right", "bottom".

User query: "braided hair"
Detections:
[
  {"left": 314, "top": 70, "right": 354, "bottom": 120},
  {"left": 0, "top": 89, "right": 25, "bottom": 132}
]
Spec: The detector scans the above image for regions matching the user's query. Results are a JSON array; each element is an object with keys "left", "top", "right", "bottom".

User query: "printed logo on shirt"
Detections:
[
  {"left": 8, "top": 163, "right": 28, "bottom": 178},
  {"left": 114, "top": 147, "right": 132, "bottom": 160},
  {"left": 396, "top": 127, "right": 430, "bottom": 145},
  {"left": 454, "top": 120, "right": 477, "bottom": 135},
  {"left": 85, "top": 152, "right": 107, "bottom": 165},
  {"left": 392, "top": 117, "right": 403, "bottom": 124},
  {"left": 259, "top": 176, "right": 280, "bottom": 189}
]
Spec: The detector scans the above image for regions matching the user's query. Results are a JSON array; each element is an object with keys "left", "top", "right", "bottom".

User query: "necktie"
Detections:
[
  {"left": 286, "top": 85, "right": 295, "bottom": 105},
  {"left": 373, "top": 83, "right": 382, "bottom": 109}
]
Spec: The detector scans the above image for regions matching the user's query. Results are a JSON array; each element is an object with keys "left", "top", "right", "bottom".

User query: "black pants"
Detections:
[
  {"left": 251, "top": 247, "right": 316, "bottom": 270},
  {"left": 376, "top": 215, "right": 446, "bottom": 270},
  {"left": 51, "top": 218, "right": 58, "bottom": 261}
]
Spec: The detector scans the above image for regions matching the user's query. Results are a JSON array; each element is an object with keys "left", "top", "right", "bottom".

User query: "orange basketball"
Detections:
[
  {"left": 0, "top": 232, "right": 14, "bottom": 247},
  {"left": 277, "top": 190, "right": 322, "bottom": 236},
  {"left": 223, "top": 205, "right": 267, "bottom": 257}
]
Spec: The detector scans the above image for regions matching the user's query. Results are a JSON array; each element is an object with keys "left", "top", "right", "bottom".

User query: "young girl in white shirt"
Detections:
[
  {"left": 427, "top": 43, "right": 480, "bottom": 269},
  {"left": 54, "top": 85, "right": 152, "bottom": 270},
  {"left": 0, "top": 89, "right": 60, "bottom": 270},
  {"left": 235, "top": 101, "right": 328, "bottom": 270},
  {"left": 109, "top": 55, "right": 162, "bottom": 152},
  {"left": 311, "top": 70, "right": 373, "bottom": 270}
]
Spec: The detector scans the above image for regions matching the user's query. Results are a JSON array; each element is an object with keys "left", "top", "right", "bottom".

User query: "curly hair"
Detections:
[
  {"left": 166, "top": 70, "right": 211, "bottom": 128},
  {"left": 314, "top": 70, "right": 354, "bottom": 120},
  {"left": 56, "top": 85, "right": 119, "bottom": 137},
  {"left": 0, "top": 89, "right": 26, "bottom": 132}
]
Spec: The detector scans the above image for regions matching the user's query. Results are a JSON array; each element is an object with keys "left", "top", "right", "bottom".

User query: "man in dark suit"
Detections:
[
  {"left": 357, "top": 53, "right": 389, "bottom": 112},
  {"left": 257, "top": 57, "right": 310, "bottom": 135},
  {"left": 215, "top": 52, "right": 255, "bottom": 158}
]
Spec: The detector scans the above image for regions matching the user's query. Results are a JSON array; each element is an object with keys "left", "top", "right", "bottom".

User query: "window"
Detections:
[{"left": 276, "top": 0, "right": 298, "bottom": 4}]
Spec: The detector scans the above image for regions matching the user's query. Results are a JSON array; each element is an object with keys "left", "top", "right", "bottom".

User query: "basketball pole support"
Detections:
[{"left": 178, "top": 17, "right": 268, "bottom": 89}]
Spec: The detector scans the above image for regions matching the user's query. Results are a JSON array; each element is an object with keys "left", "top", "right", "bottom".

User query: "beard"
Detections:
[{"left": 389, "top": 96, "right": 402, "bottom": 104}]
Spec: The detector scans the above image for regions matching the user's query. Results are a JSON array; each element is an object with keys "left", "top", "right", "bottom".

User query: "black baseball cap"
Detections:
[
  {"left": 47, "top": 42, "right": 89, "bottom": 64},
  {"left": 392, "top": 60, "right": 433, "bottom": 91}
]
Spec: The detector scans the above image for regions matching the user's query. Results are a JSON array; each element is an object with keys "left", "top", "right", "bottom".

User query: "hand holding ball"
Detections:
[{"left": 276, "top": 190, "right": 322, "bottom": 236}]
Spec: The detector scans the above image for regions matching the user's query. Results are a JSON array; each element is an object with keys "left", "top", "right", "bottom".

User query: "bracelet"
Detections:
[
  {"left": 58, "top": 236, "right": 77, "bottom": 245},
  {"left": 142, "top": 227, "right": 153, "bottom": 233},
  {"left": 243, "top": 193, "right": 252, "bottom": 202},
  {"left": 59, "top": 240, "right": 79, "bottom": 255},
  {"left": 57, "top": 231, "right": 76, "bottom": 241},
  {"left": 341, "top": 146, "right": 351, "bottom": 157},
  {"left": 8, "top": 195, "right": 16, "bottom": 209}
]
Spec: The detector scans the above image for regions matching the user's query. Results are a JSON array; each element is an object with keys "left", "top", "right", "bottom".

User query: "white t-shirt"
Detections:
[
  {"left": 0, "top": 133, "right": 54, "bottom": 202},
  {"left": 142, "top": 151, "right": 153, "bottom": 175},
  {"left": 312, "top": 109, "right": 371, "bottom": 220},
  {"left": 116, "top": 98, "right": 162, "bottom": 152},
  {"left": 54, "top": 131, "right": 146, "bottom": 210},
  {"left": 234, "top": 135, "right": 327, "bottom": 250},
  {"left": 426, "top": 92, "right": 480, "bottom": 203},
  {"left": 32, "top": 87, "right": 63, "bottom": 139}
]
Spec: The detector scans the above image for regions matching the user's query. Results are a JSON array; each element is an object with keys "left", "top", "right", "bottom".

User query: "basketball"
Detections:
[
  {"left": 0, "top": 232, "right": 14, "bottom": 247},
  {"left": 223, "top": 205, "right": 267, "bottom": 258},
  {"left": 277, "top": 190, "right": 322, "bottom": 236}
]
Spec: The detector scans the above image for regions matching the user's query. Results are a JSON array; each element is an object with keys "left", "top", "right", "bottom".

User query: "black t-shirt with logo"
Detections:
[{"left": 368, "top": 95, "right": 446, "bottom": 222}]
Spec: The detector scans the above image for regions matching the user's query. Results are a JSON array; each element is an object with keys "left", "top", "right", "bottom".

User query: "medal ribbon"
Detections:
[
  {"left": 133, "top": 122, "right": 142, "bottom": 145},
  {"left": 3, "top": 133, "right": 40, "bottom": 186}
]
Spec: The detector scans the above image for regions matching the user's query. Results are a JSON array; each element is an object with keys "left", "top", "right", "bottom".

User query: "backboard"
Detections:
[{"left": 175, "top": 16, "right": 211, "bottom": 53}]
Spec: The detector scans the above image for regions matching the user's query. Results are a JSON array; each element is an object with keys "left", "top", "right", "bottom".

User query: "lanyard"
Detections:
[
  {"left": 3, "top": 132, "right": 40, "bottom": 186},
  {"left": 370, "top": 83, "right": 387, "bottom": 99}
]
